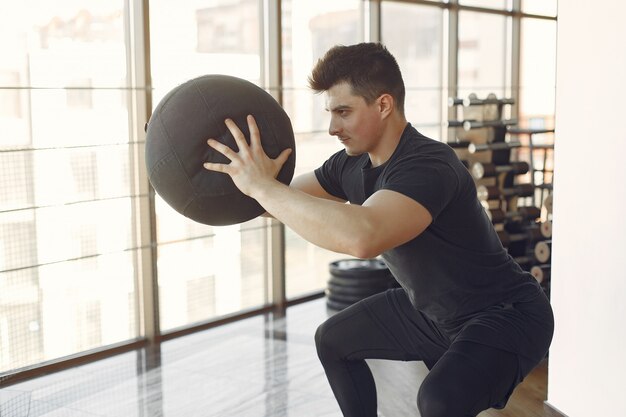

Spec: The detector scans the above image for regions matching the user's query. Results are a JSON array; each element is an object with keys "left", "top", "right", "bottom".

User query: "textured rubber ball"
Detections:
[{"left": 145, "top": 74, "right": 296, "bottom": 226}]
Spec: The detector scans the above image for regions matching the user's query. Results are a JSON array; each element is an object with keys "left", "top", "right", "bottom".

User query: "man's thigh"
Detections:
[
  {"left": 318, "top": 288, "right": 449, "bottom": 362},
  {"left": 418, "top": 341, "right": 520, "bottom": 416}
]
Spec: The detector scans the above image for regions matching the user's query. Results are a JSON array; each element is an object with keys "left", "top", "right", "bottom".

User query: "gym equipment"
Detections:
[
  {"left": 447, "top": 92, "right": 555, "bottom": 286},
  {"left": 485, "top": 206, "right": 540, "bottom": 224},
  {"left": 448, "top": 93, "right": 515, "bottom": 128},
  {"left": 329, "top": 259, "right": 391, "bottom": 279},
  {"left": 530, "top": 264, "right": 551, "bottom": 284},
  {"left": 448, "top": 96, "right": 515, "bottom": 107},
  {"left": 462, "top": 119, "right": 518, "bottom": 131},
  {"left": 468, "top": 141, "right": 522, "bottom": 154},
  {"left": 446, "top": 140, "right": 471, "bottom": 149},
  {"left": 543, "top": 193, "right": 553, "bottom": 214},
  {"left": 447, "top": 119, "right": 518, "bottom": 131},
  {"left": 327, "top": 281, "right": 391, "bottom": 297},
  {"left": 328, "top": 274, "right": 395, "bottom": 289},
  {"left": 326, "top": 298, "right": 353, "bottom": 311},
  {"left": 513, "top": 256, "right": 534, "bottom": 270},
  {"left": 540, "top": 221, "right": 552, "bottom": 238},
  {"left": 471, "top": 161, "right": 529, "bottom": 180},
  {"left": 145, "top": 74, "right": 296, "bottom": 226},
  {"left": 497, "top": 229, "right": 544, "bottom": 248},
  {"left": 534, "top": 240, "right": 552, "bottom": 263},
  {"left": 326, "top": 259, "right": 398, "bottom": 311},
  {"left": 508, "top": 127, "right": 555, "bottom": 207},
  {"left": 477, "top": 183, "right": 534, "bottom": 201}
]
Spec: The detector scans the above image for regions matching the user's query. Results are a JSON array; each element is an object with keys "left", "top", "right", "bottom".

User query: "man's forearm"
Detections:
[{"left": 253, "top": 180, "right": 376, "bottom": 258}]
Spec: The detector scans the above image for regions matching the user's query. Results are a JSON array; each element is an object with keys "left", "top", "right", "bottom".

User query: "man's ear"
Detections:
[{"left": 378, "top": 93, "right": 394, "bottom": 118}]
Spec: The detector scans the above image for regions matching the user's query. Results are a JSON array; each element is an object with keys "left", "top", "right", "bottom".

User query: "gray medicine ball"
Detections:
[{"left": 145, "top": 75, "right": 296, "bottom": 226}]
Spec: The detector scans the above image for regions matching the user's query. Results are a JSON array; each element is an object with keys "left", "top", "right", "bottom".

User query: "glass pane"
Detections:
[
  {"left": 522, "top": 0, "right": 557, "bottom": 17},
  {"left": 149, "top": 0, "right": 262, "bottom": 101},
  {"left": 0, "top": 1, "right": 127, "bottom": 88},
  {"left": 1, "top": 147, "right": 132, "bottom": 214},
  {"left": 458, "top": 12, "right": 509, "bottom": 99},
  {"left": 459, "top": 0, "right": 510, "bottom": 10},
  {"left": 382, "top": 2, "right": 443, "bottom": 130},
  {"left": 281, "top": 0, "right": 364, "bottom": 299},
  {"left": 0, "top": 253, "right": 138, "bottom": 373},
  {"left": 0, "top": 1, "right": 139, "bottom": 374},
  {"left": 158, "top": 228, "right": 267, "bottom": 331},
  {"left": 519, "top": 18, "right": 556, "bottom": 130},
  {"left": 149, "top": 0, "right": 268, "bottom": 328}
]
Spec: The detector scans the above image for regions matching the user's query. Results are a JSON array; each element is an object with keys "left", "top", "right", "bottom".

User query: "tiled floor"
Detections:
[{"left": 0, "top": 298, "right": 553, "bottom": 417}]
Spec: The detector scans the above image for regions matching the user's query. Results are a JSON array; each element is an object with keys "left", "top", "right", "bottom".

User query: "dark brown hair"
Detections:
[{"left": 308, "top": 42, "right": 405, "bottom": 115}]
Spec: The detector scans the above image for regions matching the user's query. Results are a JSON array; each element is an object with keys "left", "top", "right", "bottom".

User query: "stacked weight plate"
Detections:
[{"left": 326, "top": 258, "right": 399, "bottom": 311}]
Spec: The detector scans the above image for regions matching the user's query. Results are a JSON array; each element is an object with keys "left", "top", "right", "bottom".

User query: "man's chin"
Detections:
[{"left": 344, "top": 147, "right": 365, "bottom": 157}]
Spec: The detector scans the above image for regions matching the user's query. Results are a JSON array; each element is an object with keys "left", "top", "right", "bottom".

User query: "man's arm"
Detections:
[
  {"left": 289, "top": 172, "right": 346, "bottom": 202},
  {"left": 261, "top": 172, "right": 346, "bottom": 218},
  {"left": 203, "top": 116, "right": 432, "bottom": 258},
  {"left": 254, "top": 182, "right": 432, "bottom": 258}
]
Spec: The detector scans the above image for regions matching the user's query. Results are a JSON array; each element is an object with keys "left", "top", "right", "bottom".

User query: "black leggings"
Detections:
[{"left": 315, "top": 288, "right": 552, "bottom": 417}]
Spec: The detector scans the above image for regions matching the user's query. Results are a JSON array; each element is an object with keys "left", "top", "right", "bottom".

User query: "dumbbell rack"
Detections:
[
  {"left": 507, "top": 127, "right": 555, "bottom": 208},
  {"left": 507, "top": 127, "right": 554, "bottom": 298},
  {"left": 447, "top": 93, "right": 553, "bottom": 298}
]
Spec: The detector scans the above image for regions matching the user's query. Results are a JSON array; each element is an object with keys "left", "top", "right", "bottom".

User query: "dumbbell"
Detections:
[
  {"left": 446, "top": 140, "right": 471, "bottom": 149},
  {"left": 534, "top": 240, "right": 552, "bottom": 263},
  {"left": 448, "top": 96, "right": 515, "bottom": 107},
  {"left": 513, "top": 256, "right": 534, "bottom": 270},
  {"left": 447, "top": 120, "right": 465, "bottom": 128},
  {"left": 468, "top": 141, "right": 522, "bottom": 154},
  {"left": 540, "top": 220, "right": 552, "bottom": 238},
  {"left": 471, "top": 161, "right": 529, "bottom": 180},
  {"left": 543, "top": 193, "right": 553, "bottom": 214},
  {"left": 485, "top": 206, "right": 541, "bottom": 224},
  {"left": 497, "top": 228, "right": 544, "bottom": 248},
  {"left": 530, "top": 264, "right": 551, "bottom": 284},
  {"left": 462, "top": 119, "right": 518, "bottom": 131},
  {"left": 477, "top": 183, "right": 534, "bottom": 201}
]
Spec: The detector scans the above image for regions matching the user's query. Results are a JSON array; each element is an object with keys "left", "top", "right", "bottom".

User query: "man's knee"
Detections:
[
  {"left": 314, "top": 320, "right": 335, "bottom": 361},
  {"left": 417, "top": 382, "right": 446, "bottom": 417},
  {"left": 315, "top": 315, "right": 353, "bottom": 364},
  {"left": 417, "top": 377, "right": 466, "bottom": 417},
  {"left": 314, "top": 322, "right": 324, "bottom": 352}
]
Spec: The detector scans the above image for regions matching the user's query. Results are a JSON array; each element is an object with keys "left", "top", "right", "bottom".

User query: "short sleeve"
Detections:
[
  {"left": 314, "top": 150, "right": 349, "bottom": 201},
  {"left": 381, "top": 156, "right": 459, "bottom": 220}
]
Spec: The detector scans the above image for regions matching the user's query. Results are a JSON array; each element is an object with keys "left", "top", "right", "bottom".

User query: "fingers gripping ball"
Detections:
[{"left": 145, "top": 75, "right": 296, "bottom": 226}]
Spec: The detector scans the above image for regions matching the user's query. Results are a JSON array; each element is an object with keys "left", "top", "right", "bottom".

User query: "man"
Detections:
[{"left": 203, "top": 42, "right": 554, "bottom": 417}]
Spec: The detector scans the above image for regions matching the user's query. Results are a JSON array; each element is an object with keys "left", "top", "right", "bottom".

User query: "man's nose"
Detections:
[{"left": 329, "top": 117, "right": 340, "bottom": 136}]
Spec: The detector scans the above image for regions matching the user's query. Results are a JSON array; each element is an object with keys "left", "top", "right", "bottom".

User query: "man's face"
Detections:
[{"left": 325, "top": 82, "right": 384, "bottom": 157}]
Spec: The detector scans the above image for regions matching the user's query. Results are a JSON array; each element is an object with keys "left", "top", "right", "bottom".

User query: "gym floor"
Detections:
[{"left": 0, "top": 298, "right": 563, "bottom": 417}]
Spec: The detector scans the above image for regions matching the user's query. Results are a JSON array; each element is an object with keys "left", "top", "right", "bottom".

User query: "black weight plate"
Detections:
[
  {"left": 326, "top": 291, "right": 368, "bottom": 305},
  {"left": 327, "top": 282, "right": 390, "bottom": 297},
  {"left": 329, "top": 258, "right": 391, "bottom": 279},
  {"left": 326, "top": 298, "right": 352, "bottom": 311},
  {"left": 328, "top": 274, "right": 394, "bottom": 288}
]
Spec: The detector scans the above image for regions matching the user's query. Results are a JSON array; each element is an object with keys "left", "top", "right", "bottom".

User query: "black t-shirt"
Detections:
[{"left": 315, "top": 123, "right": 542, "bottom": 329}]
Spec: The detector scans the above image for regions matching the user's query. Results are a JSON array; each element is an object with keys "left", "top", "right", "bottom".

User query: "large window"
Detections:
[
  {"left": 458, "top": 11, "right": 510, "bottom": 99},
  {"left": 0, "top": 0, "right": 138, "bottom": 373},
  {"left": 281, "top": 1, "right": 365, "bottom": 298},
  {"left": 382, "top": 1, "right": 444, "bottom": 139},
  {"left": 148, "top": 0, "right": 267, "bottom": 331},
  {"left": 519, "top": 17, "right": 556, "bottom": 130},
  {"left": 1, "top": 0, "right": 557, "bottom": 380}
]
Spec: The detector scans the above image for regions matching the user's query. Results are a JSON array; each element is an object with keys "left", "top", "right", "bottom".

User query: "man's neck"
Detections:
[{"left": 369, "top": 116, "right": 408, "bottom": 167}]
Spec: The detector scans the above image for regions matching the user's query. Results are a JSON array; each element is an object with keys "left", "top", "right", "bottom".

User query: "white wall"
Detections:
[{"left": 548, "top": 1, "right": 626, "bottom": 416}]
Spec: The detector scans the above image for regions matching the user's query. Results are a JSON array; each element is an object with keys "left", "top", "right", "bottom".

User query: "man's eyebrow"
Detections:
[{"left": 326, "top": 104, "right": 351, "bottom": 112}]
